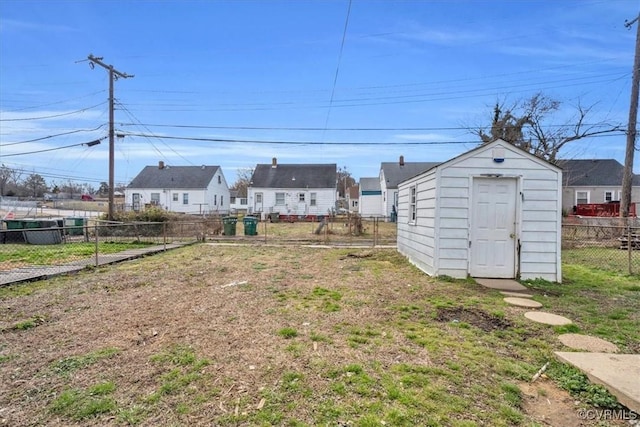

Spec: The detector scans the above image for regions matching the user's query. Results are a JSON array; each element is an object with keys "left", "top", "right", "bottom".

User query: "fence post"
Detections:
[
  {"left": 94, "top": 222, "right": 99, "bottom": 267},
  {"left": 628, "top": 224, "right": 633, "bottom": 275},
  {"left": 163, "top": 222, "right": 167, "bottom": 251}
]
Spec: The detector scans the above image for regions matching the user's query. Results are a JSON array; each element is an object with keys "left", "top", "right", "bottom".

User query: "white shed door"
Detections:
[{"left": 470, "top": 178, "right": 517, "bottom": 278}]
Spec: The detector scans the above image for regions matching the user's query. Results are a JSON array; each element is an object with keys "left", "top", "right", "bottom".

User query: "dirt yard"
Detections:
[{"left": 0, "top": 244, "right": 634, "bottom": 426}]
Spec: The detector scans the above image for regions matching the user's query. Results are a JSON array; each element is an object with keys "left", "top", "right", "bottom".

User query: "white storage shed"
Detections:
[{"left": 397, "top": 139, "right": 562, "bottom": 282}]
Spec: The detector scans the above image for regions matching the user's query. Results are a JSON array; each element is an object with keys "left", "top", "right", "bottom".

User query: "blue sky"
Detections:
[{"left": 0, "top": 0, "right": 638, "bottom": 189}]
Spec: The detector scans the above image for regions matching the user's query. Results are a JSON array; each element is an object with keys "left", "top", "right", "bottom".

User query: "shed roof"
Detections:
[
  {"left": 381, "top": 162, "right": 441, "bottom": 188},
  {"left": 128, "top": 165, "right": 221, "bottom": 189},
  {"left": 250, "top": 163, "right": 337, "bottom": 189},
  {"left": 359, "top": 177, "right": 381, "bottom": 192},
  {"left": 559, "top": 159, "right": 640, "bottom": 186}
]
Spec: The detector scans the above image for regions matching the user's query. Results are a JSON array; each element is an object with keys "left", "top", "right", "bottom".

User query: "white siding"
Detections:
[
  {"left": 248, "top": 187, "right": 336, "bottom": 218},
  {"left": 396, "top": 140, "right": 562, "bottom": 282},
  {"left": 359, "top": 194, "right": 384, "bottom": 217},
  {"left": 397, "top": 169, "right": 437, "bottom": 276}
]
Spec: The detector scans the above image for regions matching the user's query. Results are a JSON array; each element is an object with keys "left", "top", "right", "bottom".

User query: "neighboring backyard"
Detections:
[{"left": 0, "top": 244, "right": 638, "bottom": 426}]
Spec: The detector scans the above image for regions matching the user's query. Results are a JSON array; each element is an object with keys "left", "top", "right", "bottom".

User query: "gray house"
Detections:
[
  {"left": 559, "top": 159, "right": 640, "bottom": 214},
  {"left": 126, "top": 162, "right": 230, "bottom": 215},
  {"left": 397, "top": 140, "right": 562, "bottom": 282},
  {"left": 380, "top": 157, "right": 440, "bottom": 219}
]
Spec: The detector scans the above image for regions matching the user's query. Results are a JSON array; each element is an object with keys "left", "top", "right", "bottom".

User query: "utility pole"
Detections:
[
  {"left": 86, "top": 54, "right": 134, "bottom": 221},
  {"left": 621, "top": 14, "right": 640, "bottom": 218}
]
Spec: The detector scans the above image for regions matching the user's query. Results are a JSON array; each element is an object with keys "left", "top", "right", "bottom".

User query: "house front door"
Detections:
[{"left": 470, "top": 177, "right": 517, "bottom": 278}]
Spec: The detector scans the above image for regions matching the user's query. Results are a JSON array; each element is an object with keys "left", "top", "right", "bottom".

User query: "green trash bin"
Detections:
[
  {"left": 65, "top": 217, "right": 86, "bottom": 236},
  {"left": 3, "top": 220, "right": 26, "bottom": 229},
  {"left": 222, "top": 216, "right": 238, "bottom": 236},
  {"left": 243, "top": 216, "right": 258, "bottom": 236}
]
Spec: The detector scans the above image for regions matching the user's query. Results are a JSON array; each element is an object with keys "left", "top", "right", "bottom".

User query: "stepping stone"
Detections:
[
  {"left": 503, "top": 297, "right": 542, "bottom": 308},
  {"left": 558, "top": 334, "right": 619, "bottom": 353},
  {"left": 555, "top": 352, "right": 640, "bottom": 414},
  {"left": 524, "top": 311, "right": 572, "bottom": 325},
  {"left": 475, "top": 278, "right": 528, "bottom": 291},
  {"left": 500, "top": 291, "right": 534, "bottom": 298}
]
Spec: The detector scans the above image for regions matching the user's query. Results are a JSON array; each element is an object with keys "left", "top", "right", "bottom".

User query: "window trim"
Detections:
[
  {"left": 275, "top": 192, "right": 285, "bottom": 205},
  {"left": 409, "top": 185, "right": 417, "bottom": 224},
  {"left": 575, "top": 190, "right": 589, "bottom": 205}
]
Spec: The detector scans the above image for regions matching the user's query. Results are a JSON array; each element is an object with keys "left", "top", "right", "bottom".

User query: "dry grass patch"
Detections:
[{"left": 0, "top": 244, "right": 634, "bottom": 426}]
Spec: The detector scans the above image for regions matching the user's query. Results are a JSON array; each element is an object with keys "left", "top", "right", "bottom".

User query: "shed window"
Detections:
[
  {"left": 409, "top": 186, "right": 417, "bottom": 223},
  {"left": 275, "top": 192, "right": 285, "bottom": 205},
  {"left": 576, "top": 191, "right": 589, "bottom": 205}
]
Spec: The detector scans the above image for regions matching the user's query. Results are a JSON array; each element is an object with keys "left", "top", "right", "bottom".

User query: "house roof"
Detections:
[
  {"left": 381, "top": 162, "right": 441, "bottom": 188},
  {"left": 128, "top": 165, "right": 221, "bottom": 189},
  {"left": 348, "top": 185, "right": 360, "bottom": 199},
  {"left": 250, "top": 163, "right": 337, "bottom": 189},
  {"left": 559, "top": 159, "right": 640, "bottom": 186},
  {"left": 359, "top": 177, "right": 381, "bottom": 192}
]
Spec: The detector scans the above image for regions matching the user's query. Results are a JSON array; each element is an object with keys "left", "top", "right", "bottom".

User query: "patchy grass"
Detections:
[
  {"left": 0, "top": 244, "right": 636, "bottom": 426},
  {"left": 0, "top": 241, "right": 154, "bottom": 270}
]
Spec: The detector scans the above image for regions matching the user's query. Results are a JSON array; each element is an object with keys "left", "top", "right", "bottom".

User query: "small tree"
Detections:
[{"left": 475, "top": 93, "right": 623, "bottom": 164}]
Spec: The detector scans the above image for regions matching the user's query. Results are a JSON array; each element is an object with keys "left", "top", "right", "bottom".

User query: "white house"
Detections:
[
  {"left": 380, "top": 157, "right": 440, "bottom": 219},
  {"left": 397, "top": 139, "right": 562, "bottom": 282},
  {"left": 358, "top": 177, "right": 383, "bottom": 218},
  {"left": 126, "top": 162, "right": 230, "bottom": 215},
  {"left": 247, "top": 158, "right": 337, "bottom": 220}
]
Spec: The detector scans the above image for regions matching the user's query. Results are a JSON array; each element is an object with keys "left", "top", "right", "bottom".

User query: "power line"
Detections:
[
  {"left": 121, "top": 131, "right": 626, "bottom": 146},
  {"left": 0, "top": 102, "right": 107, "bottom": 121},
  {"left": 1, "top": 137, "right": 106, "bottom": 157},
  {"left": 117, "top": 122, "right": 621, "bottom": 132},
  {"left": 1, "top": 124, "right": 107, "bottom": 146},
  {"left": 323, "top": 0, "right": 352, "bottom": 132}
]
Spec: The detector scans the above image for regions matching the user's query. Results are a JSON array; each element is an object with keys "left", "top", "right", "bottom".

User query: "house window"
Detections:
[
  {"left": 230, "top": 196, "right": 236, "bottom": 204},
  {"left": 150, "top": 193, "right": 160, "bottom": 205},
  {"left": 299, "top": 193, "right": 305, "bottom": 202},
  {"left": 275, "top": 192, "right": 285, "bottom": 205},
  {"left": 410, "top": 186, "right": 417, "bottom": 223},
  {"left": 220, "top": 195, "right": 224, "bottom": 206},
  {"left": 310, "top": 193, "right": 317, "bottom": 206},
  {"left": 183, "top": 193, "right": 189, "bottom": 205},
  {"left": 214, "top": 195, "right": 217, "bottom": 206},
  {"left": 352, "top": 200, "right": 358, "bottom": 208},
  {"left": 240, "top": 198, "right": 247, "bottom": 205},
  {"left": 604, "top": 191, "right": 613, "bottom": 202},
  {"left": 576, "top": 191, "right": 589, "bottom": 205},
  {"left": 173, "top": 193, "right": 178, "bottom": 202},
  {"left": 218, "top": 175, "right": 221, "bottom": 184}
]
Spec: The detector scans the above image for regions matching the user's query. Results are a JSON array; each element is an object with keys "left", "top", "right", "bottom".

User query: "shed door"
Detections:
[{"left": 470, "top": 178, "right": 517, "bottom": 278}]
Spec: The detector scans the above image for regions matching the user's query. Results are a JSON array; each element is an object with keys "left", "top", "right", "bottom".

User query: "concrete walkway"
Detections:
[
  {"left": 475, "top": 278, "right": 640, "bottom": 414},
  {"left": 0, "top": 243, "right": 187, "bottom": 286}
]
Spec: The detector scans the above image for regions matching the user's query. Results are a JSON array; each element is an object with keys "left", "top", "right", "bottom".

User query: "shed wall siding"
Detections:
[{"left": 397, "top": 170, "right": 437, "bottom": 276}]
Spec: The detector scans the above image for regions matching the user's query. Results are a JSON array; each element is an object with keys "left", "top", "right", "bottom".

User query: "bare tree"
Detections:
[
  {"left": 230, "top": 168, "right": 254, "bottom": 198},
  {"left": 22, "top": 174, "right": 48, "bottom": 198},
  {"left": 0, "top": 164, "right": 22, "bottom": 196},
  {"left": 475, "top": 93, "right": 623, "bottom": 163}
]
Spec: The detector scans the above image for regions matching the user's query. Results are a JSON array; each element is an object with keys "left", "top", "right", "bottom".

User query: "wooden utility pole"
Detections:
[
  {"left": 621, "top": 15, "right": 640, "bottom": 218},
  {"left": 86, "top": 54, "right": 134, "bottom": 221}
]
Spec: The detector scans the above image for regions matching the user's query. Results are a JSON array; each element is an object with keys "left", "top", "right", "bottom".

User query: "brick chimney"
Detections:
[
  {"left": 159, "top": 160, "right": 165, "bottom": 169},
  {"left": 272, "top": 157, "right": 277, "bottom": 168},
  {"left": 399, "top": 155, "right": 405, "bottom": 166}
]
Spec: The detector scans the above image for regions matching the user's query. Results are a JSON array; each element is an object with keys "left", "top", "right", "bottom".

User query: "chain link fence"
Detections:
[
  {"left": 0, "top": 215, "right": 397, "bottom": 285},
  {"left": 562, "top": 217, "right": 640, "bottom": 275},
  {"left": 2, "top": 213, "right": 638, "bottom": 285}
]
